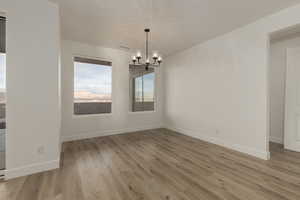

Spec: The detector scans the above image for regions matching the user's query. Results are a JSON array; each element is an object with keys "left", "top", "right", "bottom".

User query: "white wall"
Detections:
[
  {"left": 164, "top": 4, "right": 300, "bottom": 160},
  {"left": 1, "top": 0, "right": 61, "bottom": 179},
  {"left": 60, "top": 40, "right": 163, "bottom": 141},
  {"left": 270, "top": 36, "right": 300, "bottom": 144}
]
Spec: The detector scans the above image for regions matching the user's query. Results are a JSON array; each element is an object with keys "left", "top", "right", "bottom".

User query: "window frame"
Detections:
[
  {"left": 72, "top": 54, "right": 113, "bottom": 117},
  {"left": 0, "top": 16, "right": 6, "bottom": 122},
  {"left": 129, "top": 65, "right": 157, "bottom": 114}
]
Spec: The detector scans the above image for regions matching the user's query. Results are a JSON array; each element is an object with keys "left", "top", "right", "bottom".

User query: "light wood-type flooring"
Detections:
[{"left": 1, "top": 129, "right": 300, "bottom": 200}]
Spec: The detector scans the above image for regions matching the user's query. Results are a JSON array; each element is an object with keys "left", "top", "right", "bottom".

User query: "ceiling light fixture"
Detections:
[{"left": 131, "top": 28, "right": 162, "bottom": 71}]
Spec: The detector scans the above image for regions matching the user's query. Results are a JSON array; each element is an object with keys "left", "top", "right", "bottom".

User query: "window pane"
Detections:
[
  {"left": 143, "top": 72, "right": 154, "bottom": 102},
  {"left": 74, "top": 59, "right": 112, "bottom": 115},
  {"left": 0, "top": 54, "right": 6, "bottom": 121},
  {"left": 135, "top": 76, "right": 143, "bottom": 102},
  {"left": 0, "top": 54, "right": 5, "bottom": 103},
  {"left": 129, "top": 65, "right": 155, "bottom": 112}
]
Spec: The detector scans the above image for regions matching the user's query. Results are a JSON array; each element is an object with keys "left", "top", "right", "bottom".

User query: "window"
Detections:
[
  {"left": 0, "top": 16, "right": 6, "bottom": 128},
  {"left": 129, "top": 65, "right": 155, "bottom": 112},
  {"left": 74, "top": 57, "right": 112, "bottom": 115},
  {"left": 0, "top": 16, "right": 6, "bottom": 170}
]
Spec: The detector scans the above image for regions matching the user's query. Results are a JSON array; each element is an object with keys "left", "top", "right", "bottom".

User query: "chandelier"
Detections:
[{"left": 131, "top": 28, "right": 162, "bottom": 70}]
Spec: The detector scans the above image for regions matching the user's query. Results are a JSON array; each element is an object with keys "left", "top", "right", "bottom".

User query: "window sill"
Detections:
[
  {"left": 128, "top": 111, "right": 156, "bottom": 115},
  {"left": 72, "top": 113, "right": 113, "bottom": 119}
]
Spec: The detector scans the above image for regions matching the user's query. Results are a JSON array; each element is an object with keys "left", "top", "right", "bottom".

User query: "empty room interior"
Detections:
[{"left": 3, "top": 0, "right": 300, "bottom": 199}]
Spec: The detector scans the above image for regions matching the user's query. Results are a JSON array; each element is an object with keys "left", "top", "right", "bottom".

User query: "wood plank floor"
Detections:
[{"left": 1, "top": 129, "right": 300, "bottom": 200}]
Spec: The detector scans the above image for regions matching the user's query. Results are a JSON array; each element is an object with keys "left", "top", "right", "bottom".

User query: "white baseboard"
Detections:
[
  {"left": 5, "top": 159, "right": 60, "bottom": 180},
  {"left": 269, "top": 136, "right": 283, "bottom": 144},
  {"left": 62, "top": 124, "right": 163, "bottom": 142},
  {"left": 166, "top": 125, "right": 270, "bottom": 160}
]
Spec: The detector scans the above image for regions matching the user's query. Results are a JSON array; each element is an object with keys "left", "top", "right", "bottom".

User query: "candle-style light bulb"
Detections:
[
  {"left": 136, "top": 52, "right": 142, "bottom": 64},
  {"left": 158, "top": 56, "right": 162, "bottom": 65},
  {"left": 146, "top": 58, "right": 150, "bottom": 64},
  {"left": 152, "top": 52, "right": 158, "bottom": 59},
  {"left": 132, "top": 55, "right": 137, "bottom": 64}
]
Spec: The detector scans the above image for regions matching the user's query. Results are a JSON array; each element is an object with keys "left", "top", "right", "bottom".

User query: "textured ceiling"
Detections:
[{"left": 51, "top": 0, "right": 300, "bottom": 56}]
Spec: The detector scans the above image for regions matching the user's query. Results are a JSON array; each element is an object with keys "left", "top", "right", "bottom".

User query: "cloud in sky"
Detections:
[
  {"left": 74, "top": 62, "right": 112, "bottom": 100},
  {"left": 74, "top": 62, "right": 112, "bottom": 102},
  {"left": 0, "top": 54, "right": 5, "bottom": 90},
  {"left": 135, "top": 72, "right": 155, "bottom": 101},
  {"left": 75, "top": 61, "right": 155, "bottom": 102}
]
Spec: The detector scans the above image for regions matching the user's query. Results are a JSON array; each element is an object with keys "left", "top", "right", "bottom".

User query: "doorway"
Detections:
[{"left": 269, "top": 24, "right": 300, "bottom": 154}]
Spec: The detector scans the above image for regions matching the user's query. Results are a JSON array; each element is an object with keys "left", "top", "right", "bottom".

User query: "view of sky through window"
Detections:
[
  {"left": 74, "top": 61, "right": 112, "bottom": 103},
  {"left": 0, "top": 54, "right": 5, "bottom": 104},
  {"left": 134, "top": 72, "right": 155, "bottom": 102},
  {"left": 143, "top": 72, "right": 155, "bottom": 102}
]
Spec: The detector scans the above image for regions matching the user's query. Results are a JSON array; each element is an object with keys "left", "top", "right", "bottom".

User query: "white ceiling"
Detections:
[{"left": 51, "top": 0, "right": 300, "bottom": 56}]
